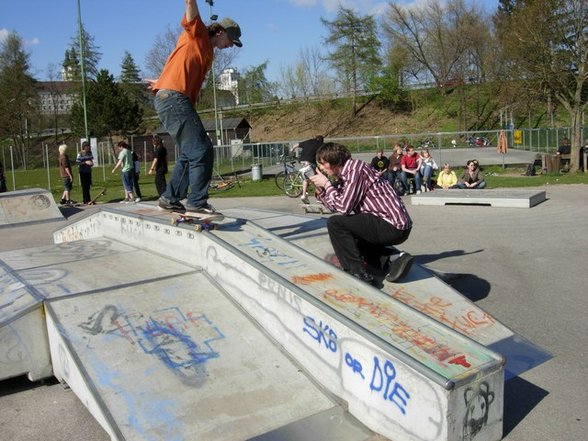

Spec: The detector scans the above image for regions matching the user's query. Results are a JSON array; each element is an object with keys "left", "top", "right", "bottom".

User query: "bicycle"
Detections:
[
  {"left": 283, "top": 167, "right": 316, "bottom": 198},
  {"left": 274, "top": 153, "right": 298, "bottom": 190},
  {"left": 209, "top": 171, "right": 241, "bottom": 192}
]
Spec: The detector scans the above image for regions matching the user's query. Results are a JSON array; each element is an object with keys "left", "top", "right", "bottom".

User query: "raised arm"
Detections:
[{"left": 185, "top": 0, "right": 200, "bottom": 22}]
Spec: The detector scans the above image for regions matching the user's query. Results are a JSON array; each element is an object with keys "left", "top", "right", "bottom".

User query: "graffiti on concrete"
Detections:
[
  {"left": 79, "top": 305, "right": 224, "bottom": 385},
  {"left": 303, "top": 313, "right": 411, "bottom": 416},
  {"left": 463, "top": 381, "right": 495, "bottom": 440}
]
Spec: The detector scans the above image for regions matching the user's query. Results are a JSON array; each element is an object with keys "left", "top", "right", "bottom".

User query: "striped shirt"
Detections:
[{"left": 316, "top": 158, "right": 412, "bottom": 230}]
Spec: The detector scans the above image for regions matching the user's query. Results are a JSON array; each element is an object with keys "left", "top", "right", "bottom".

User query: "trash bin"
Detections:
[{"left": 251, "top": 164, "right": 262, "bottom": 181}]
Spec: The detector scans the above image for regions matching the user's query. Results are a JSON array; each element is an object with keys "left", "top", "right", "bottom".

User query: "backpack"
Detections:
[{"left": 524, "top": 163, "right": 536, "bottom": 176}]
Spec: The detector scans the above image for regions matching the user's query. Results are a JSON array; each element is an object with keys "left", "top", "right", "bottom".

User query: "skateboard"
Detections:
[
  {"left": 301, "top": 203, "right": 332, "bottom": 214},
  {"left": 88, "top": 187, "right": 107, "bottom": 205},
  {"left": 171, "top": 212, "right": 225, "bottom": 231}
]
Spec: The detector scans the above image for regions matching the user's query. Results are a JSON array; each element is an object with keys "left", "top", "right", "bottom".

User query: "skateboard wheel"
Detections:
[{"left": 194, "top": 225, "right": 203, "bottom": 232}]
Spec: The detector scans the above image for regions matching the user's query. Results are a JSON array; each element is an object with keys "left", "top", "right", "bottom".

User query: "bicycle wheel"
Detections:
[
  {"left": 283, "top": 172, "right": 303, "bottom": 198},
  {"left": 274, "top": 171, "right": 288, "bottom": 190}
]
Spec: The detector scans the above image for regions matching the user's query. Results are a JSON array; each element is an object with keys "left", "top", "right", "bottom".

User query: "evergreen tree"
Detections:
[
  {"left": 322, "top": 6, "right": 382, "bottom": 115},
  {"left": 0, "top": 32, "right": 38, "bottom": 168},
  {"left": 66, "top": 25, "right": 102, "bottom": 80},
  {"left": 70, "top": 70, "right": 143, "bottom": 144},
  {"left": 119, "top": 51, "right": 147, "bottom": 107}
]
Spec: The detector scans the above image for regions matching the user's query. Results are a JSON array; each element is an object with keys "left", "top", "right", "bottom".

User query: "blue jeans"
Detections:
[
  {"left": 121, "top": 170, "right": 134, "bottom": 192},
  {"left": 154, "top": 89, "right": 213, "bottom": 207},
  {"left": 420, "top": 165, "right": 433, "bottom": 189},
  {"left": 400, "top": 170, "right": 421, "bottom": 193}
]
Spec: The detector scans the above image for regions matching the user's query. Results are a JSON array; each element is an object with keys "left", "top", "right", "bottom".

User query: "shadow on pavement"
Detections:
[
  {"left": 0, "top": 374, "right": 59, "bottom": 398},
  {"left": 445, "top": 274, "right": 491, "bottom": 302},
  {"left": 503, "top": 376, "right": 549, "bottom": 436}
]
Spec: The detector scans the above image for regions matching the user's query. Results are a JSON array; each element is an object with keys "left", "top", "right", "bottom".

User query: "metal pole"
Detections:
[
  {"left": 207, "top": 1, "right": 221, "bottom": 146},
  {"left": 10, "top": 145, "right": 16, "bottom": 191},
  {"left": 45, "top": 144, "right": 51, "bottom": 190},
  {"left": 77, "top": 0, "right": 90, "bottom": 141}
]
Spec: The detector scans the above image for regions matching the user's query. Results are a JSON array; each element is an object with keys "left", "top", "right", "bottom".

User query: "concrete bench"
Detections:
[{"left": 411, "top": 189, "right": 547, "bottom": 208}]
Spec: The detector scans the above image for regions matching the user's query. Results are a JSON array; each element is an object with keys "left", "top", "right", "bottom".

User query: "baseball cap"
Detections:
[{"left": 219, "top": 17, "right": 242, "bottom": 47}]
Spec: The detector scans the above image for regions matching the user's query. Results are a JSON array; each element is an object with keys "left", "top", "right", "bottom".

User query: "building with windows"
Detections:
[
  {"left": 218, "top": 68, "right": 240, "bottom": 105},
  {"left": 36, "top": 81, "right": 79, "bottom": 115}
]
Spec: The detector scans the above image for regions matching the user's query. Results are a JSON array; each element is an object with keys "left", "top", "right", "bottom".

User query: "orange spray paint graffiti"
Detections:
[{"left": 292, "top": 273, "right": 334, "bottom": 285}]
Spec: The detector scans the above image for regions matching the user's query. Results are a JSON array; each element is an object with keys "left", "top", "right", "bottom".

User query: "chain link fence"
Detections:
[{"left": 1, "top": 126, "right": 585, "bottom": 192}]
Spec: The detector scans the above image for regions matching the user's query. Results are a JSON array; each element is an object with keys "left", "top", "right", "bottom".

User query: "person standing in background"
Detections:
[
  {"left": 76, "top": 141, "right": 94, "bottom": 204},
  {"left": 290, "top": 135, "right": 324, "bottom": 204},
  {"left": 149, "top": 135, "right": 168, "bottom": 196},
  {"left": 58, "top": 144, "right": 76, "bottom": 205},
  {"left": 132, "top": 150, "right": 142, "bottom": 202},
  {"left": 0, "top": 161, "right": 7, "bottom": 193},
  {"left": 112, "top": 141, "right": 135, "bottom": 203}
]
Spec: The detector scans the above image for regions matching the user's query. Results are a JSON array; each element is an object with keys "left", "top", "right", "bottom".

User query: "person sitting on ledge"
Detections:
[{"left": 456, "top": 159, "right": 486, "bottom": 189}]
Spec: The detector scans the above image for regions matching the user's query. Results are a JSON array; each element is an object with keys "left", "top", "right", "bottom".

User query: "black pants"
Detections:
[
  {"left": 133, "top": 172, "right": 142, "bottom": 198},
  {"left": 155, "top": 171, "right": 167, "bottom": 196},
  {"left": 79, "top": 172, "right": 92, "bottom": 204},
  {"left": 327, "top": 213, "right": 411, "bottom": 274}
]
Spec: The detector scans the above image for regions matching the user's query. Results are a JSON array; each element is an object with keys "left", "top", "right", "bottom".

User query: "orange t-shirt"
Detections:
[{"left": 154, "top": 14, "right": 213, "bottom": 105}]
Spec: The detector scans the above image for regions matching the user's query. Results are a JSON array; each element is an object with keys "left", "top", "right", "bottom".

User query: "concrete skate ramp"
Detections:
[
  {"left": 219, "top": 206, "right": 552, "bottom": 380},
  {"left": 411, "top": 189, "right": 547, "bottom": 208},
  {"left": 0, "top": 188, "right": 63, "bottom": 227},
  {"left": 51, "top": 205, "right": 506, "bottom": 441},
  {"left": 2, "top": 238, "right": 371, "bottom": 440}
]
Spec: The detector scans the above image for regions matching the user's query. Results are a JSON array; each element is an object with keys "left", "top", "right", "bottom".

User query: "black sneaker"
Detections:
[
  {"left": 185, "top": 203, "right": 224, "bottom": 221},
  {"left": 60, "top": 198, "right": 66, "bottom": 205},
  {"left": 385, "top": 252, "right": 414, "bottom": 282},
  {"left": 66, "top": 199, "right": 77, "bottom": 206},
  {"left": 158, "top": 197, "right": 185, "bottom": 211},
  {"left": 349, "top": 270, "right": 375, "bottom": 285}
]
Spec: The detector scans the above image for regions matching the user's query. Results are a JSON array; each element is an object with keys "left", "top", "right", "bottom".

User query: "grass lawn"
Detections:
[{"left": 2, "top": 164, "right": 586, "bottom": 205}]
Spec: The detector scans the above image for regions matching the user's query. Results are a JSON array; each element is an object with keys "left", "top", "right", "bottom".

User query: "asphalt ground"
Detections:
[{"left": 1, "top": 184, "right": 587, "bottom": 441}]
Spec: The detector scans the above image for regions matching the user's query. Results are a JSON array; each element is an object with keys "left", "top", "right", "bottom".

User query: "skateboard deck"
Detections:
[
  {"left": 300, "top": 203, "right": 332, "bottom": 214},
  {"left": 171, "top": 211, "right": 225, "bottom": 231},
  {"left": 88, "top": 187, "right": 107, "bottom": 205}
]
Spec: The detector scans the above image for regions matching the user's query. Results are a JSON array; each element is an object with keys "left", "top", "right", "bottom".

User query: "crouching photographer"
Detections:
[{"left": 309, "top": 142, "right": 414, "bottom": 285}]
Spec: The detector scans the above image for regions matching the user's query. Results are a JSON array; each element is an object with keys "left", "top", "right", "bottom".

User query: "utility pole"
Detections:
[
  {"left": 205, "top": 0, "right": 221, "bottom": 146},
  {"left": 77, "top": 0, "right": 90, "bottom": 142}
]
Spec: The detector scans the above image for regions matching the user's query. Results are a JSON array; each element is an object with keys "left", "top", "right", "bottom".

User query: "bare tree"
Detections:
[
  {"left": 383, "top": 0, "right": 491, "bottom": 90},
  {"left": 498, "top": 0, "right": 588, "bottom": 172},
  {"left": 45, "top": 63, "right": 65, "bottom": 147},
  {"left": 144, "top": 25, "right": 181, "bottom": 78},
  {"left": 279, "top": 46, "right": 334, "bottom": 99}
]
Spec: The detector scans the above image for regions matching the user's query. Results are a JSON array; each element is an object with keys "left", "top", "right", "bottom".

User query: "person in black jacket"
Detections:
[
  {"left": 148, "top": 135, "right": 168, "bottom": 196},
  {"left": 290, "top": 135, "right": 324, "bottom": 204}
]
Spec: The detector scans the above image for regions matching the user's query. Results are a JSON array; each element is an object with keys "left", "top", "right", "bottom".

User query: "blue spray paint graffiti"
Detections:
[
  {"left": 370, "top": 356, "right": 411, "bottom": 415},
  {"left": 78, "top": 306, "right": 225, "bottom": 385},
  {"left": 302, "top": 315, "right": 337, "bottom": 352},
  {"left": 301, "top": 315, "right": 411, "bottom": 416},
  {"left": 138, "top": 312, "right": 224, "bottom": 383},
  {"left": 237, "top": 237, "right": 302, "bottom": 267}
]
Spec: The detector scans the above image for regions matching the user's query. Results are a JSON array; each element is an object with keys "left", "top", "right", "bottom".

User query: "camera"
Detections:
[{"left": 302, "top": 164, "right": 317, "bottom": 179}]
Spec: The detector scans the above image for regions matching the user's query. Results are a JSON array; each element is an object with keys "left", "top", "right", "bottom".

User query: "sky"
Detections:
[{"left": 0, "top": 0, "right": 499, "bottom": 84}]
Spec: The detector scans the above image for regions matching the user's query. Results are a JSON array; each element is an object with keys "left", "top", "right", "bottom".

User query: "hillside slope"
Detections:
[{"left": 243, "top": 98, "right": 453, "bottom": 143}]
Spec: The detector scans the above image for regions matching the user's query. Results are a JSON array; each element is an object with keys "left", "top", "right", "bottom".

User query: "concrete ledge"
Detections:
[
  {"left": 411, "top": 189, "right": 547, "bottom": 208},
  {"left": 0, "top": 188, "right": 63, "bottom": 227}
]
